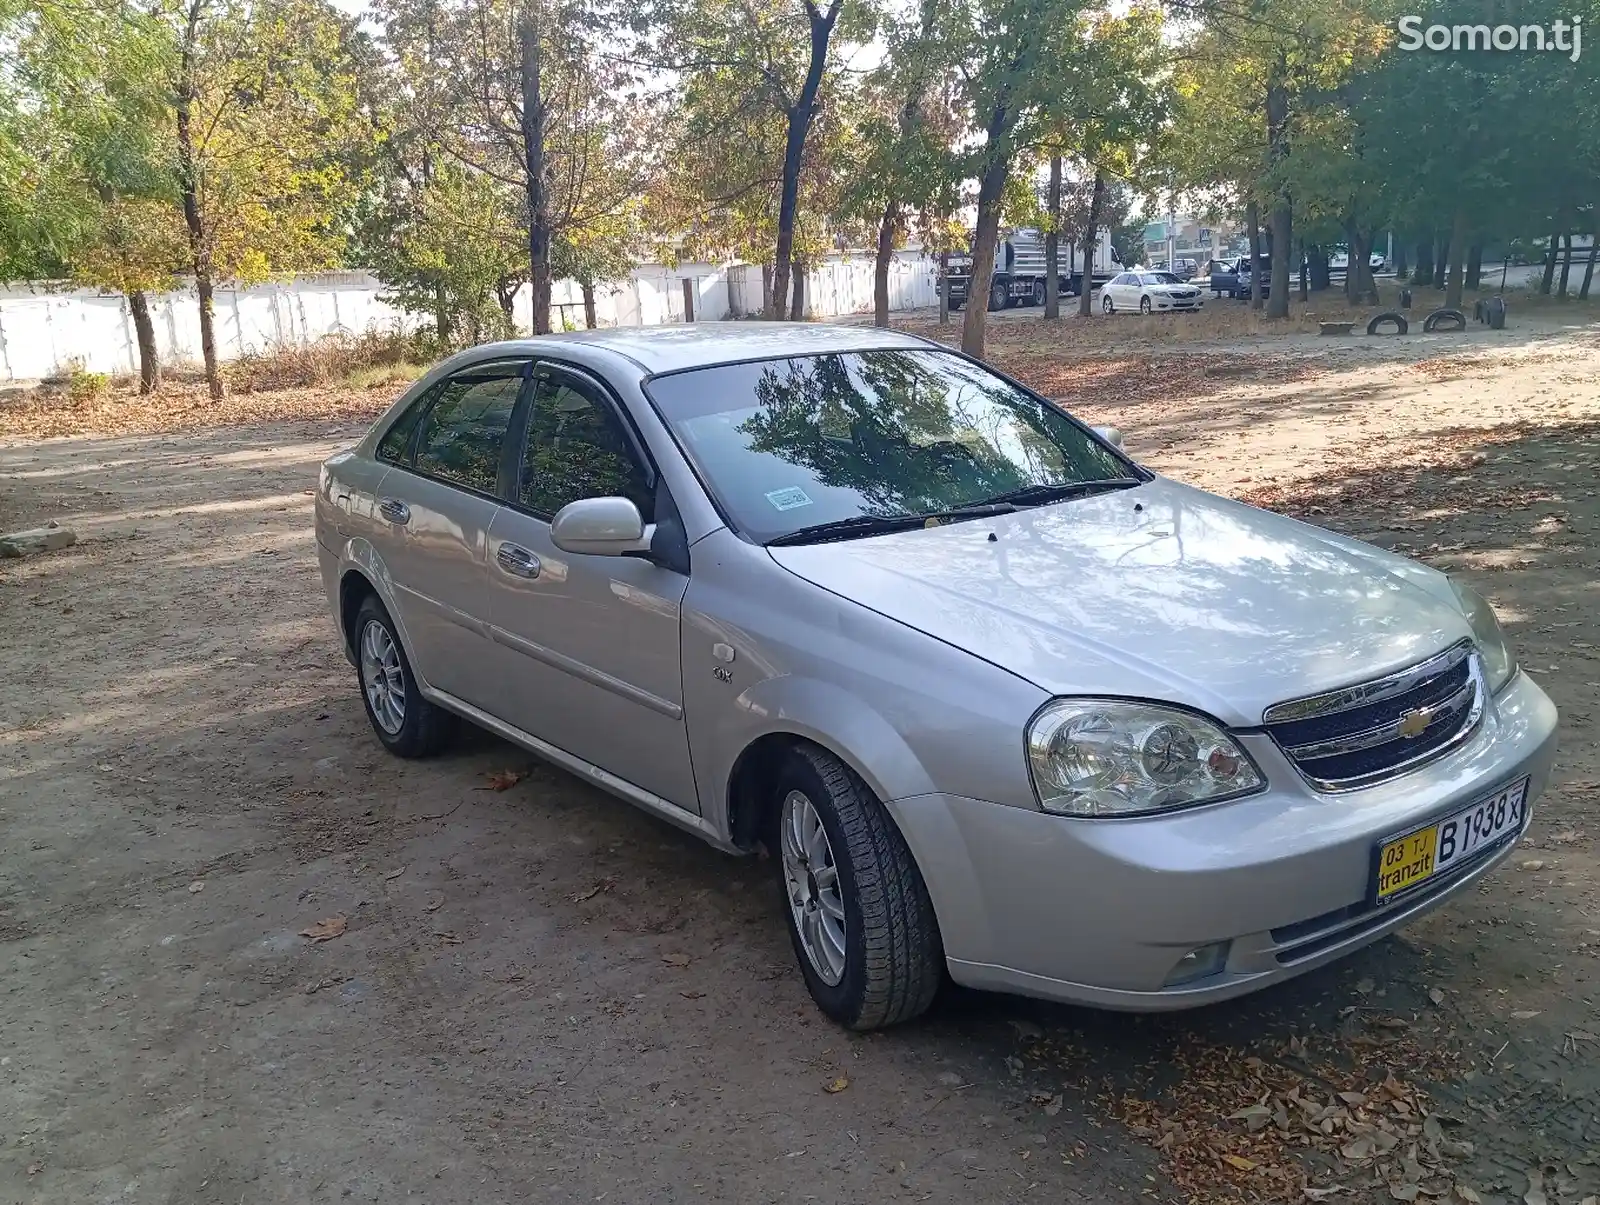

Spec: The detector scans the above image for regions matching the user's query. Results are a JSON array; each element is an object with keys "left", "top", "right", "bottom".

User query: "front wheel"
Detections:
[
  {"left": 1139, "top": 296, "right": 1152, "bottom": 315},
  {"left": 988, "top": 281, "right": 1008, "bottom": 312},
  {"left": 773, "top": 746, "right": 943, "bottom": 1030},
  {"left": 1102, "top": 294, "right": 1115, "bottom": 314}
]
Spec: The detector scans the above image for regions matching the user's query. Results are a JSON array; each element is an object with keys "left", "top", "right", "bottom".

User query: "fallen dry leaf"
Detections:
[
  {"left": 679, "top": 990, "right": 705, "bottom": 999},
  {"left": 1428, "top": 988, "right": 1446, "bottom": 1006},
  {"left": 480, "top": 769, "right": 523, "bottom": 791},
  {"left": 823, "top": 1076, "right": 849, "bottom": 1094},
  {"left": 661, "top": 952, "right": 692, "bottom": 967},
  {"left": 300, "top": 915, "right": 347, "bottom": 942},
  {"left": 187, "top": 880, "right": 205, "bottom": 893},
  {"left": 1044, "top": 1094, "right": 1064, "bottom": 1117},
  {"left": 1510, "top": 1010, "right": 1542, "bottom": 1020},
  {"left": 571, "top": 879, "right": 615, "bottom": 903},
  {"left": 423, "top": 891, "right": 445, "bottom": 911},
  {"left": 1221, "top": 1153, "right": 1257, "bottom": 1172},
  {"left": 434, "top": 930, "right": 462, "bottom": 944},
  {"left": 1519, "top": 859, "right": 1546, "bottom": 871},
  {"left": 26, "top": 1164, "right": 42, "bottom": 1177},
  {"left": 383, "top": 866, "right": 406, "bottom": 880},
  {"left": 1370, "top": 1016, "right": 1411, "bottom": 1030}
]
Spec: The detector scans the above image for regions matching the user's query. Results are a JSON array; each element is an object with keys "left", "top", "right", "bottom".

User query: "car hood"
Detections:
[{"left": 766, "top": 477, "right": 1473, "bottom": 727}]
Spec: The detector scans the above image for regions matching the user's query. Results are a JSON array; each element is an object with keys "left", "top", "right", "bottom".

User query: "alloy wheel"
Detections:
[
  {"left": 360, "top": 619, "right": 406, "bottom": 735},
  {"left": 780, "top": 789, "right": 847, "bottom": 986}
]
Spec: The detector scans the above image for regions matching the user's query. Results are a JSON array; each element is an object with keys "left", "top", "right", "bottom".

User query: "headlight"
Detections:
[
  {"left": 1449, "top": 578, "right": 1517, "bottom": 692},
  {"left": 1027, "top": 700, "right": 1264, "bottom": 817}
]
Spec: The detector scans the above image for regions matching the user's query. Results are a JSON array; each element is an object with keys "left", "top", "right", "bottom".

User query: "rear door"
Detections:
[
  {"left": 370, "top": 357, "right": 532, "bottom": 705},
  {"left": 482, "top": 362, "right": 699, "bottom": 810}
]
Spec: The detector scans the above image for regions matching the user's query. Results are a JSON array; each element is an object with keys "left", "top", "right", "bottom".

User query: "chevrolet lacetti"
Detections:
[{"left": 314, "top": 323, "right": 1559, "bottom": 1030}]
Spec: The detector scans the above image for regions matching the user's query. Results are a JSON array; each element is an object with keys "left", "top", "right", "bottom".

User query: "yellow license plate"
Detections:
[{"left": 1376, "top": 825, "right": 1439, "bottom": 901}]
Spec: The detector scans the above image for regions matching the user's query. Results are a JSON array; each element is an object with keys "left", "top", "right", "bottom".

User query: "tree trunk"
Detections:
[
  {"left": 1393, "top": 241, "right": 1408, "bottom": 279},
  {"left": 873, "top": 198, "right": 897, "bottom": 327},
  {"left": 519, "top": 4, "right": 551, "bottom": 334},
  {"left": 1580, "top": 226, "right": 1598, "bottom": 300},
  {"left": 1346, "top": 228, "right": 1379, "bottom": 304},
  {"left": 581, "top": 280, "right": 597, "bottom": 329},
  {"left": 938, "top": 247, "right": 950, "bottom": 325},
  {"left": 1412, "top": 238, "right": 1433, "bottom": 285},
  {"left": 1445, "top": 210, "right": 1468, "bottom": 309},
  {"left": 1432, "top": 228, "right": 1449, "bottom": 290},
  {"left": 1307, "top": 244, "right": 1331, "bottom": 291},
  {"left": 761, "top": 262, "right": 773, "bottom": 316},
  {"left": 1540, "top": 227, "right": 1560, "bottom": 294},
  {"left": 1044, "top": 154, "right": 1062, "bottom": 319},
  {"left": 175, "top": 0, "right": 222, "bottom": 400},
  {"left": 1465, "top": 242, "right": 1483, "bottom": 291},
  {"left": 1558, "top": 232, "right": 1575, "bottom": 298},
  {"left": 769, "top": 0, "right": 842, "bottom": 318},
  {"left": 1264, "top": 68, "right": 1291, "bottom": 319},
  {"left": 1246, "top": 201, "right": 1264, "bottom": 310},
  {"left": 1076, "top": 168, "right": 1104, "bottom": 318},
  {"left": 1295, "top": 238, "right": 1307, "bottom": 301},
  {"left": 128, "top": 290, "right": 160, "bottom": 393},
  {"left": 961, "top": 145, "right": 1011, "bottom": 357},
  {"left": 789, "top": 258, "right": 804, "bottom": 320},
  {"left": 433, "top": 284, "right": 450, "bottom": 343}
]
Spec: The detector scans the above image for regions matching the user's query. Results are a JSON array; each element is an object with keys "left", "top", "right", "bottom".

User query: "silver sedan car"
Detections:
[{"left": 315, "top": 323, "right": 1558, "bottom": 1030}]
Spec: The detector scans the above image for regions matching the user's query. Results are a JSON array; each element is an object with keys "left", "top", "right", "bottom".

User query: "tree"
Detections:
[
  {"left": 2, "top": 0, "right": 184, "bottom": 389},
  {"left": 640, "top": 0, "right": 871, "bottom": 318},
  {"left": 163, "top": 0, "right": 368, "bottom": 398}
]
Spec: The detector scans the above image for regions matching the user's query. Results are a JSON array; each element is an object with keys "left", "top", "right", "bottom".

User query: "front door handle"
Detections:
[
  {"left": 496, "top": 542, "right": 541, "bottom": 579},
  {"left": 378, "top": 498, "right": 411, "bottom": 524}
]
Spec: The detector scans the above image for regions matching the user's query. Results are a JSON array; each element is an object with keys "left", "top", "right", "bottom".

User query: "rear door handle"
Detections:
[
  {"left": 496, "top": 542, "right": 541, "bottom": 579},
  {"left": 378, "top": 498, "right": 411, "bottom": 524}
]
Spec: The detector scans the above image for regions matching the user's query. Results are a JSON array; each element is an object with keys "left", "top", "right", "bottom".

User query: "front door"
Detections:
[
  {"left": 368, "top": 357, "right": 530, "bottom": 705},
  {"left": 482, "top": 363, "right": 699, "bottom": 810}
]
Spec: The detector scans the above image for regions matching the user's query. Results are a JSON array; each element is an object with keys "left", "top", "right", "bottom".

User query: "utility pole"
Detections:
[{"left": 1167, "top": 201, "right": 1177, "bottom": 269}]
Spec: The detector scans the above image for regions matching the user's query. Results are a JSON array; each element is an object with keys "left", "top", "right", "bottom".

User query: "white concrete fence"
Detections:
[{"left": 0, "top": 252, "right": 942, "bottom": 383}]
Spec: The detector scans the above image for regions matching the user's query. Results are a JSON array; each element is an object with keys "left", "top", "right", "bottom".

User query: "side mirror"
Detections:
[
  {"left": 1092, "top": 425, "right": 1125, "bottom": 449},
  {"left": 550, "top": 497, "right": 655, "bottom": 556}
]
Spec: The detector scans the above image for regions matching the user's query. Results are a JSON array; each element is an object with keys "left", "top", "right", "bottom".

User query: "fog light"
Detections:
[{"left": 1163, "top": 941, "right": 1230, "bottom": 987}]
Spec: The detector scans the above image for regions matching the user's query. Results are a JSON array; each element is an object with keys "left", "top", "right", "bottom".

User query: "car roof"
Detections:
[{"left": 459, "top": 322, "right": 938, "bottom": 376}]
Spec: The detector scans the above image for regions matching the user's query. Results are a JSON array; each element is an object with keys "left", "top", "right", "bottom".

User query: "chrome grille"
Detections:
[{"left": 1263, "top": 641, "right": 1483, "bottom": 790}]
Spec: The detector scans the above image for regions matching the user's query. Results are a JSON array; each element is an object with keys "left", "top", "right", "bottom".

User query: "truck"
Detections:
[{"left": 942, "top": 227, "right": 1123, "bottom": 312}]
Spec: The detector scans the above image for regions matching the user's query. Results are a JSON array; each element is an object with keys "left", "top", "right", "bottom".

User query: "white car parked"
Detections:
[{"left": 1101, "top": 270, "right": 1205, "bottom": 315}]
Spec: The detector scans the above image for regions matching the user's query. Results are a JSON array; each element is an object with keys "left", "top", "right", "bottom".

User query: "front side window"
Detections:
[
  {"left": 518, "top": 373, "right": 654, "bottom": 521},
  {"left": 648, "top": 349, "right": 1135, "bottom": 544},
  {"left": 412, "top": 363, "right": 526, "bottom": 494}
]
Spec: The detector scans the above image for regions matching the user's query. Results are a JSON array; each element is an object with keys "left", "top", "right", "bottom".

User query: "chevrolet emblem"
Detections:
[{"left": 1398, "top": 708, "right": 1431, "bottom": 739}]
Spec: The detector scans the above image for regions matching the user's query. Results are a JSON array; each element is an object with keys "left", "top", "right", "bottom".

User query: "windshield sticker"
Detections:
[{"left": 765, "top": 486, "right": 813, "bottom": 512}]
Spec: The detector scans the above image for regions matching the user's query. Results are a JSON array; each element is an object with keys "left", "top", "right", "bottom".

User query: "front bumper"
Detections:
[
  {"left": 1153, "top": 296, "right": 1203, "bottom": 311},
  {"left": 887, "top": 670, "right": 1558, "bottom": 1010}
]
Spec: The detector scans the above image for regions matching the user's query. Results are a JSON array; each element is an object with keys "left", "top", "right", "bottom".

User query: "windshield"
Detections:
[
  {"left": 1141, "top": 273, "right": 1182, "bottom": 285},
  {"left": 647, "top": 349, "right": 1135, "bottom": 544}
]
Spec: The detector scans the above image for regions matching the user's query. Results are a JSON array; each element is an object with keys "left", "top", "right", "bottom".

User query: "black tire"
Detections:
[
  {"left": 1139, "top": 296, "right": 1152, "bottom": 315},
  {"left": 1102, "top": 294, "right": 1115, "bottom": 314},
  {"left": 353, "top": 595, "right": 456, "bottom": 758},
  {"left": 1422, "top": 307, "right": 1466, "bottom": 333},
  {"left": 1366, "top": 310, "right": 1409, "bottom": 336},
  {"left": 949, "top": 299, "right": 964, "bottom": 312},
  {"left": 988, "top": 280, "right": 1008, "bottom": 311},
  {"left": 1488, "top": 296, "right": 1507, "bottom": 329},
  {"left": 771, "top": 745, "right": 943, "bottom": 1030},
  {"left": 1030, "top": 281, "right": 1045, "bottom": 306}
]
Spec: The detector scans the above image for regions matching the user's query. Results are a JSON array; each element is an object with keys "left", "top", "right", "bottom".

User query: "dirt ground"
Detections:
[{"left": 3, "top": 306, "right": 1599, "bottom": 1205}]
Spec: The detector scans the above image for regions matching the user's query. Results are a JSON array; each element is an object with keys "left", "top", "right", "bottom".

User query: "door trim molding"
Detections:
[
  {"left": 423, "top": 688, "right": 734, "bottom": 851},
  {"left": 486, "top": 623, "right": 684, "bottom": 719}
]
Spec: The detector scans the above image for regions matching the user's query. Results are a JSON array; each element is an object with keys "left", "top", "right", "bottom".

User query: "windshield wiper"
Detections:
[
  {"left": 766, "top": 503, "right": 1016, "bottom": 547},
  {"left": 970, "top": 477, "right": 1143, "bottom": 509}
]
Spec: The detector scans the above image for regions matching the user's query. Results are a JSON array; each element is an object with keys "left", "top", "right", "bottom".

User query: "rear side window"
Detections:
[
  {"left": 412, "top": 364, "right": 527, "bottom": 494},
  {"left": 377, "top": 396, "right": 426, "bottom": 463}
]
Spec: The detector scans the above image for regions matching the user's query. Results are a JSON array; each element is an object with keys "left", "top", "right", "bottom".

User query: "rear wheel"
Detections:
[
  {"left": 772, "top": 746, "right": 943, "bottom": 1030},
  {"left": 354, "top": 596, "right": 456, "bottom": 758}
]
